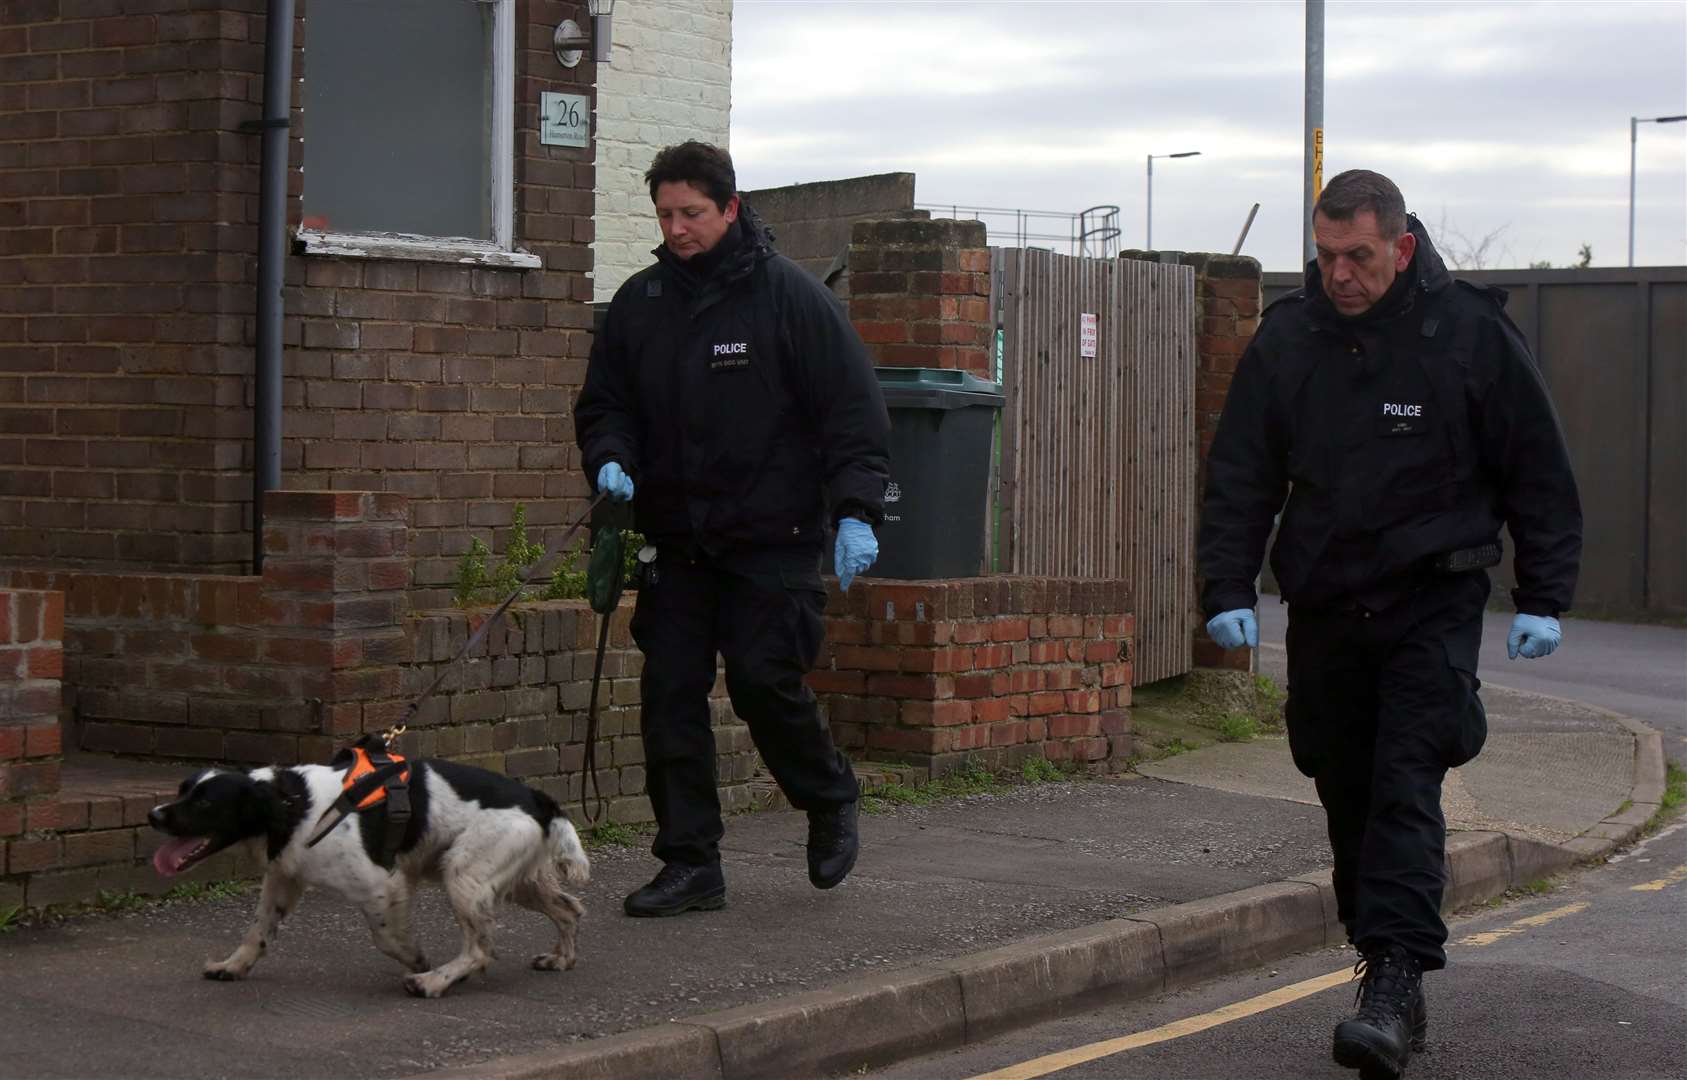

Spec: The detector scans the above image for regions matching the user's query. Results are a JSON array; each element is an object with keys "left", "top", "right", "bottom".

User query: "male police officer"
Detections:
[
  {"left": 575, "top": 142, "right": 890, "bottom": 918},
  {"left": 1197, "top": 170, "right": 1581, "bottom": 1079}
]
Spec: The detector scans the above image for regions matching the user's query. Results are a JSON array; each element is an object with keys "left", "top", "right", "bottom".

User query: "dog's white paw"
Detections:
[
  {"left": 530, "top": 953, "right": 575, "bottom": 971},
  {"left": 203, "top": 960, "right": 249, "bottom": 981},
  {"left": 403, "top": 971, "right": 455, "bottom": 998}
]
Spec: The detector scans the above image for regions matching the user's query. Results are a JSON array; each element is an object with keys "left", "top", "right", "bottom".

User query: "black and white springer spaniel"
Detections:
[{"left": 148, "top": 743, "right": 590, "bottom": 998}]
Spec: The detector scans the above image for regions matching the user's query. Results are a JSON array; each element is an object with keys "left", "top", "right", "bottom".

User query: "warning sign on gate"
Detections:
[{"left": 1079, "top": 312, "right": 1098, "bottom": 358}]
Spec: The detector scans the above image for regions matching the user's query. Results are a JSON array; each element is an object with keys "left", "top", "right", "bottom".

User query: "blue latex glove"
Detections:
[
  {"left": 1206, "top": 608, "right": 1258, "bottom": 650},
  {"left": 834, "top": 518, "right": 878, "bottom": 592},
  {"left": 596, "top": 461, "right": 634, "bottom": 502},
  {"left": 1507, "top": 613, "right": 1561, "bottom": 660}
]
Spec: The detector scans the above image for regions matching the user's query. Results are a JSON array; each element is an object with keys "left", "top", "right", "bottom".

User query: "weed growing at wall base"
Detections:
[
  {"left": 861, "top": 758, "right": 1024, "bottom": 814},
  {"left": 1217, "top": 713, "right": 1258, "bottom": 742},
  {"left": 1021, "top": 755, "right": 1067, "bottom": 784},
  {"left": 583, "top": 821, "right": 644, "bottom": 850}
]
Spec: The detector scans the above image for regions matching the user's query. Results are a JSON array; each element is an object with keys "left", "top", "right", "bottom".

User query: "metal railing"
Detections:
[{"left": 918, "top": 202, "right": 1121, "bottom": 258}]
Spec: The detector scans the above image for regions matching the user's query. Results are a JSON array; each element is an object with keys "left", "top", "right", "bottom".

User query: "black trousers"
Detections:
[
  {"left": 629, "top": 544, "right": 859, "bottom": 868},
  {"left": 1284, "top": 570, "right": 1490, "bottom": 971}
]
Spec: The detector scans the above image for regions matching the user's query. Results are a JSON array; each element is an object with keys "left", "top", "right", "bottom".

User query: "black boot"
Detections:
[
  {"left": 806, "top": 801, "right": 859, "bottom": 889},
  {"left": 1332, "top": 944, "right": 1427, "bottom": 1079},
  {"left": 623, "top": 862, "right": 726, "bottom": 918}
]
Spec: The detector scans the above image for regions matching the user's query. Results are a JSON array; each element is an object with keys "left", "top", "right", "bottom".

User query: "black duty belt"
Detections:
[{"left": 1427, "top": 543, "right": 1502, "bottom": 574}]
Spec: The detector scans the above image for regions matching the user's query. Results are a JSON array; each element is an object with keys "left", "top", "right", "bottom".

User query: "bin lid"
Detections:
[{"left": 874, "top": 367, "right": 1005, "bottom": 410}]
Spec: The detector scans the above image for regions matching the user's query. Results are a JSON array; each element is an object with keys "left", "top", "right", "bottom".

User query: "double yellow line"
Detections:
[{"left": 967, "top": 896, "right": 1609, "bottom": 1080}]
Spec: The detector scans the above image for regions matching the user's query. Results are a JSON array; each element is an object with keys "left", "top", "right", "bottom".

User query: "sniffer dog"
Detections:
[{"left": 147, "top": 744, "right": 590, "bottom": 998}]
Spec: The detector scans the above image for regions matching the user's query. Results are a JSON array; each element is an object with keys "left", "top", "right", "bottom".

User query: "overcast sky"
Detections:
[{"left": 728, "top": 1, "right": 1687, "bottom": 271}]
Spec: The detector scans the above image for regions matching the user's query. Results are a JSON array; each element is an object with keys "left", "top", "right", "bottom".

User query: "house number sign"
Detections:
[{"left": 540, "top": 92, "right": 590, "bottom": 148}]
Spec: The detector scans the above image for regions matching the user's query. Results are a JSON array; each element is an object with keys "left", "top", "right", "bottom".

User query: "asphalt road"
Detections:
[
  {"left": 872, "top": 819, "right": 1687, "bottom": 1080},
  {"left": 1256, "top": 602, "right": 1687, "bottom": 760}
]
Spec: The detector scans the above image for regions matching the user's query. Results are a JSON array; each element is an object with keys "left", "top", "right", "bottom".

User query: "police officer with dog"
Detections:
[
  {"left": 575, "top": 141, "right": 890, "bottom": 918},
  {"left": 1197, "top": 169, "right": 1581, "bottom": 1079}
]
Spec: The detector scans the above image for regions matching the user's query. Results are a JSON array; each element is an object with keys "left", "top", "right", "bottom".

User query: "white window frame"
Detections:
[{"left": 297, "top": 0, "right": 539, "bottom": 269}]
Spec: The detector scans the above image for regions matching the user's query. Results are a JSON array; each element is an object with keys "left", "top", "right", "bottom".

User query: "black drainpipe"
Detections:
[{"left": 252, "top": 0, "right": 295, "bottom": 574}]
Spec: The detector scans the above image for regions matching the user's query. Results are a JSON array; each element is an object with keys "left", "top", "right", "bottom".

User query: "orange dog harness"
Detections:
[{"left": 345, "top": 745, "right": 410, "bottom": 809}]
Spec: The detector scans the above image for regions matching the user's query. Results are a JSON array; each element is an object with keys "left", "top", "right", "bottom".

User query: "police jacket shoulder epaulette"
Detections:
[
  {"left": 1453, "top": 278, "right": 1510, "bottom": 308},
  {"left": 1261, "top": 288, "right": 1307, "bottom": 321}
]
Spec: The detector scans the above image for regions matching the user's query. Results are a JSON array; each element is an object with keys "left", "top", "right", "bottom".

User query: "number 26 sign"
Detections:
[{"left": 540, "top": 92, "right": 590, "bottom": 148}]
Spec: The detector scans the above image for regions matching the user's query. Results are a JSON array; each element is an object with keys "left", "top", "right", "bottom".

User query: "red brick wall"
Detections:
[
  {"left": 816, "top": 578, "right": 1134, "bottom": 773},
  {"left": 0, "top": 1, "right": 599, "bottom": 609},
  {"left": 847, "top": 217, "right": 993, "bottom": 376},
  {"left": 1, "top": 490, "right": 751, "bottom": 823},
  {"left": 0, "top": 587, "right": 65, "bottom": 904}
]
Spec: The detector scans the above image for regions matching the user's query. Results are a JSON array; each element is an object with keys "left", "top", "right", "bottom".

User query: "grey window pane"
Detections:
[{"left": 303, "top": 0, "right": 493, "bottom": 241}]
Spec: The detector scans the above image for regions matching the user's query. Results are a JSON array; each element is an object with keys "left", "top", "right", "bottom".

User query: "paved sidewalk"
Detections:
[{"left": 0, "top": 678, "right": 1661, "bottom": 1080}]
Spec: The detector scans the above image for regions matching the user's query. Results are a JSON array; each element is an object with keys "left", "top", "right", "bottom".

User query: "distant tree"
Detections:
[
  {"left": 1425, "top": 208, "right": 1512, "bottom": 270},
  {"left": 1526, "top": 244, "right": 1592, "bottom": 271}
]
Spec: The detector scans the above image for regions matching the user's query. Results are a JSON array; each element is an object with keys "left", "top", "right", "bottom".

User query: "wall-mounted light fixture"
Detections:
[{"left": 555, "top": 0, "right": 614, "bottom": 67}]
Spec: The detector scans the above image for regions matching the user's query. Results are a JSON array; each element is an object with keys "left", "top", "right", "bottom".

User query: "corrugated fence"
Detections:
[{"left": 990, "top": 248, "right": 1198, "bottom": 684}]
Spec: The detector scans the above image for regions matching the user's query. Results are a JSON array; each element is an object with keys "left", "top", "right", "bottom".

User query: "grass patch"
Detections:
[
  {"left": 1662, "top": 764, "right": 1686, "bottom": 815},
  {"left": 1253, "top": 674, "right": 1285, "bottom": 730},
  {"left": 161, "top": 879, "right": 252, "bottom": 904},
  {"left": 1020, "top": 756, "right": 1067, "bottom": 784},
  {"left": 1643, "top": 763, "right": 1687, "bottom": 836},
  {"left": 1159, "top": 737, "right": 1195, "bottom": 758},
  {"left": 1126, "top": 671, "right": 1288, "bottom": 765},
  {"left": 1216, "top": 713, "right": 1258, "bottom": 743},
  {"left": 582, "top": 821, "right": 644, "bottom": 850},
  {"left": 92, "top": 889, "right": 151, "bottom": 915},
  {"left": 0, "top": 878, "right": 257, "bottom": 932},
  {"left": 1478, "top": 876, "right": 1559, "bottom": 909},
  {"left": 861, "top": 758, "right": 1004, "bottom": 814}
]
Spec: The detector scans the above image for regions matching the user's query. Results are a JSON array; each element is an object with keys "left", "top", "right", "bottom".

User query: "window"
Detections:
[{"left": 297, "top": 0, "right": 537, "bottom": 267}]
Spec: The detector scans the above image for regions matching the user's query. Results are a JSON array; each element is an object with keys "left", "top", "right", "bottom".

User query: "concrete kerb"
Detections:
[{"left": 414, "top": 713, "right": 1670, "bottom": 1080}]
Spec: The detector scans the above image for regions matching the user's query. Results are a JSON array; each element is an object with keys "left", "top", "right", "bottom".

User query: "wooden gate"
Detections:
[{"left": 988, "top": 249, "right": 1198, "bottom": 685}]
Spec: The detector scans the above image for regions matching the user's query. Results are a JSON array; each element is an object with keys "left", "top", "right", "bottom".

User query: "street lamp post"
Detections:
[
  {"left": 1146, "top": 150, "right": 1201, "bottom": 250},
  {"left": 1629, "top": 113, "right": 1686, "bottom": 267}
]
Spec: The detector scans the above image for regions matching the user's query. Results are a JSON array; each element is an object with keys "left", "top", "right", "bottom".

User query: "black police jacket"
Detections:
[
  {"left": 574, "top": 204, "right": 891, "bottom": 554},
  {"left": 1197, "top": 216, "right": 1582, "bottom": 618}
]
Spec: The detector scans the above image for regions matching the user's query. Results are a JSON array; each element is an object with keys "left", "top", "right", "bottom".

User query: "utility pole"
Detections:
[{"left": 1304, "top": 0, "right": 1324, "bottom": 266}]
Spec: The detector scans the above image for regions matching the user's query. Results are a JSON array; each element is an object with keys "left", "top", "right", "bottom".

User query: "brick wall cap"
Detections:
[
  {"left": 1119, "top": 250, "right": 1262, "bottom": 279},
  {"left": 851, "top": 217, "right": 987, "bottom": 248}
]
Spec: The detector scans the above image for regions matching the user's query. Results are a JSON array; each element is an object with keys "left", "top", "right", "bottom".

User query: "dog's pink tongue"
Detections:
[{"left": 152, "top": 837, "right": 201, "bottom": 876}]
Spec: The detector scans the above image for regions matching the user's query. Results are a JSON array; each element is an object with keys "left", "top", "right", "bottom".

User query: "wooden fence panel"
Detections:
[{"left": 993, "top": 248, "right": 1197, "bottom": 684}]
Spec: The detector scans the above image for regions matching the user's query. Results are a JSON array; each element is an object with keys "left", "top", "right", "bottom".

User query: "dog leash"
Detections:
[{"left": 306, "top": 492, "right": 611, "bottom": 849}]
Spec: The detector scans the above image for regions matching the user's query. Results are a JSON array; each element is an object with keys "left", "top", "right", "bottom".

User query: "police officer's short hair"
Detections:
[
  {"left": 1315, "top": 170, "right": 1407, "bottom": 239},
  {"left": 645, "top": 142, "right": 738, "bottom": 210}
]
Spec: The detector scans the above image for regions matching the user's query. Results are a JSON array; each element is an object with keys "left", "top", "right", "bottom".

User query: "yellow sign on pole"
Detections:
[{"left": 1313, "top": 127, "right": 1324, "bottom": 202}]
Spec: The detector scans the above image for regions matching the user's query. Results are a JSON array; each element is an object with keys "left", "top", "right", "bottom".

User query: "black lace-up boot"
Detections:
[
  {"left": 1332, "top": 943, "right": 1427, "bottom": 1078},
  {"left": 806, "top": 800, "right": 859, "bottom": 889},
  {"left": 623, "top": 862, "right": 726, "bottom": 917}
]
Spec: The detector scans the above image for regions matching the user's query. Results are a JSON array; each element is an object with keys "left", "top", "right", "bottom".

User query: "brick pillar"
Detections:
[
  {"left": 261, "top": 492, "right": 412, "bottom": 754},
  {"left": 1122, "top": 251, "right": 1262, "bottom": 671},
  {"left": 1, "top": 589, "right": 65, "bottom": 900},
  {"left": 847, "top": 218, "right": 993, "bottom": 376}
]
